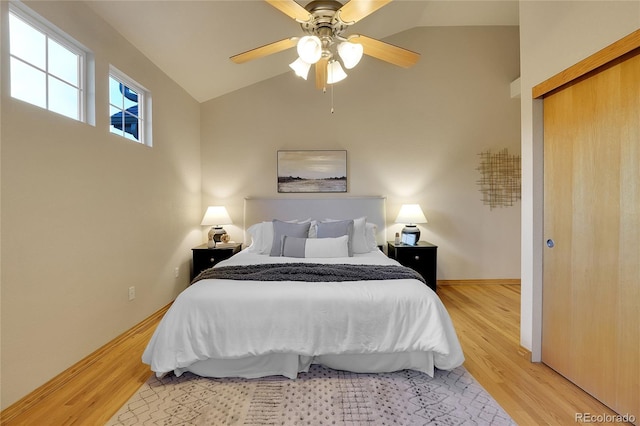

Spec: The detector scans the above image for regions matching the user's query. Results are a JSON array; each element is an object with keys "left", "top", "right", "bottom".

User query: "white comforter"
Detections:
[{"left": 142, "top": 250, "right": 464, "bottom": 376}]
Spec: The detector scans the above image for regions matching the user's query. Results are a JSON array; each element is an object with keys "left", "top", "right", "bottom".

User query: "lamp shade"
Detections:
[
  {"left": 337, "top": 41, "right": 363, "bottom": 69},
  {"left": 297, "top": 36, "right": 322, "bottom": 64},
  {"left": 200, "top": 206, "right": 232, "bottom": 226},
  {"left": 395, "top": 204, "right": 428, "bottom": 225},
  {"left": 289, "top": 57, "right": 311, "bottom": 80},
  {"left": 327, "top": 60, "right": 347, "bottom": 84}
]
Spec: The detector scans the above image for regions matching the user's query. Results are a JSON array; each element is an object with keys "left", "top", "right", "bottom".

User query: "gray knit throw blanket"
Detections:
[{"left": 192, "top": 263, "right": 426, "bottom": 286}]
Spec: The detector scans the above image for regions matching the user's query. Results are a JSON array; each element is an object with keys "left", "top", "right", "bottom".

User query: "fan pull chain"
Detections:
[
  {"left": 322, "top": 84, "right": 335, "bottom": 113},
  {"left": 331, "top": 84, "right": 335, "bottom": 114}
]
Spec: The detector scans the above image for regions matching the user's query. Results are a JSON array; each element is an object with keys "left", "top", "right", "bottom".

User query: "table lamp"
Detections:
[
  {"left": 201, "top": 206, "right": 232, "bottom": 248},
  {"left": 395, "top": 204, "right": 428, "bottom": 245}
]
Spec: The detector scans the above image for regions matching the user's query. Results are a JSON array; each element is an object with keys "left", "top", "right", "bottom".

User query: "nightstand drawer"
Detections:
[
  {"left": 193, "top": 250, "right": 227, "bottom": 268},
  {"left": 191, "top": 243, "right": 241, "bottom": 280},
  {"left": 396, "top": 248, "right": 430, "bottom": 269}
]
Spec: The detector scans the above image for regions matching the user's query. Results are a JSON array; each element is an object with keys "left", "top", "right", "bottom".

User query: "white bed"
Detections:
[{"left": 142, "top": 197, "right": 464, "bottom": 379}]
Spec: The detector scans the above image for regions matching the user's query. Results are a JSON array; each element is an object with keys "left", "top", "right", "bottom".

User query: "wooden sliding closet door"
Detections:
[{"left": 542, "top": 48, "right": 639, "bottom": 420}]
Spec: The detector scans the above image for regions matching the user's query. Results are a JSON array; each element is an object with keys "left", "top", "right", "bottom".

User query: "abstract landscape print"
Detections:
[{"left": 277, "top": 150, "right": 347, "bottom": 193}]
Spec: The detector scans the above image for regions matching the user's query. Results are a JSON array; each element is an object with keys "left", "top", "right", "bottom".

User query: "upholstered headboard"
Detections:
[{"left": 243, "top": 196, "right": 387, "bottom": 246}]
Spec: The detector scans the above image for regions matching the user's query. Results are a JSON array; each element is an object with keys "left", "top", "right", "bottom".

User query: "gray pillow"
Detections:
[
  {"left": 281, "top": 236, "right": 307, "bottom": 257},
  {"left": 270, "top": 220, "right": 311, "bottom": 256},
  {"left": 316, "top": 219, "right": 354, "bottom": 256}
]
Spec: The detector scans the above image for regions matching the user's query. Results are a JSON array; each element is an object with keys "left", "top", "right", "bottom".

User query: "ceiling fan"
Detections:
[{"left": 230, "top": 0, "right": 420, "bottom": 90}]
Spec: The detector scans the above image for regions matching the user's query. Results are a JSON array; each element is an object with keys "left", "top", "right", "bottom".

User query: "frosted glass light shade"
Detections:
[
  {"left": 337, "top": 42, "right": 363, "bottom": 69},
  {"left": 297, "top": 36, "right": 322, "bottom": 64},
  {"left": 289, "top": 57, "right": 311, "bottom": 80},
  {"left": 326, "top": 60, "right": 347, "bottom": 84},
  {"left": 395, "top": 204, "right": 428, "bottom": 225},
  {"left": 201, "top": 206, "right": 232, "bottom": 226}
]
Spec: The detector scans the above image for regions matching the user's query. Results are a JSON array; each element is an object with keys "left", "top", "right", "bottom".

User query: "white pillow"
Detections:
[
  {"left": 281, "top": 235, "right": 349, "bottom": 258},
  {"left": 246, "top": 222, "right": 261, "bottom": 252},
  {"left": 308, "top": 220, "right": 318, "bottom": 238},
  {"left": 246, "top": 221, "right": 273, "bottom": 254},
  {"left": 365, "top": 222, "right": 378, "bottom": 251},
  {"left": 351, "top": 216, "right": 369, "bottom": 253}
]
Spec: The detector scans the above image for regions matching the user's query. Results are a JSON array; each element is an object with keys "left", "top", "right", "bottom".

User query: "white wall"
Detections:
[
  {"left": 519, "top": 1, "right": 640, "bottom": 357},
  {"left": 201, "top": 26, "right": 522, "bottom": 281},
  {"left": 0, "top": 1, "right": 202, "bottom": 408}
]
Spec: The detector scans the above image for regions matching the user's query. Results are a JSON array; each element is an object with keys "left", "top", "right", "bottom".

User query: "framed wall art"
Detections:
[{"left": 277, "top": 150, "right": 347, "bottom": 193}]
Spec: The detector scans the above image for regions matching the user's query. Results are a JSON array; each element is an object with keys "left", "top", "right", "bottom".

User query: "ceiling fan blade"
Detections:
[
  {"left": 337, "top": 0, "right": 392, "bottom": 24},
  {"left": 315, "top": 58, "right": 328, "bottom": 90},
  {"left": 265, "top": 0, "right": 312, "bottom": 22},
  {"left": 230, "top": 38, "right": 298, "bottom": 64},
  {"left": 349, "top": 35, "right": 420, "bottom": 68}
]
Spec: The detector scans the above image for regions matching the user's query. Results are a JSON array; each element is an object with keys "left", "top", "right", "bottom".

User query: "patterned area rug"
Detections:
[{"left": 107, "top": 365, "right": 515, "bottom": 425}]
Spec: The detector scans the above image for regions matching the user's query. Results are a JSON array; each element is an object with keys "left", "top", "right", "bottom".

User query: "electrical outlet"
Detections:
[
  {"left": 128, "top": 286, "right": 136, "bottom": 301},
  {"left": 174, "top": 267, "right": 180, "bottom": 278}
]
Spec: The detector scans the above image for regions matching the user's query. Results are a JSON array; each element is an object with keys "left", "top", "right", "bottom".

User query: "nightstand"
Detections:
[
  {"left": 191, "top": 243, "right": 242, "bottom": 280},
  {"left": 387, "top": 241, "right": 438, "bottom": 292}
]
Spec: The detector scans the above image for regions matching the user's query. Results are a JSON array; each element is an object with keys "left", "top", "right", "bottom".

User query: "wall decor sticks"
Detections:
[{"left": 476, "top": 148, "right": 521, "bottom": 209}]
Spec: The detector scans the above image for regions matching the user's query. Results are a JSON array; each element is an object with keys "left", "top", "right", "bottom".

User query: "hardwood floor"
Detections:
[
  {"left": 0, "top": 306, "right": 169, "bottom": 426},
  {"left": 1, "top": 284, "right": 627, "bottom": 425},
  {"left": 438, "top": 284, "right": 625, "bottom": 425}
]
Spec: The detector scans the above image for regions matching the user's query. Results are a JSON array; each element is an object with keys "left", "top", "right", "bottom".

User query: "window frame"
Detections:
[
  {"left": 8, "top": 1, "right": 94, "bottom": 124},
  {"left": 109, "top": 65, "right": 152, "bottom": 147}
]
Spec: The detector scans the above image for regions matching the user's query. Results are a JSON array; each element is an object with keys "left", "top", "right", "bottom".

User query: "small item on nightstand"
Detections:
[
  {"left": 220, "top": 233, "right": 231, "bottom": 243},
  {"left": 394, "top": 232, "right": 401, "bottom": 245},
  {"left": 215, "top": 240, "right": 237, "bottom": 248},
  {"left": 207, "top": 232, "right": 216, "bottom": 248}
]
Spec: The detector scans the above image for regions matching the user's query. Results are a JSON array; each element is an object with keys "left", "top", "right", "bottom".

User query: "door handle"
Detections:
[{"left": 546, "top": 239, "right": 555, "bottom": 248}]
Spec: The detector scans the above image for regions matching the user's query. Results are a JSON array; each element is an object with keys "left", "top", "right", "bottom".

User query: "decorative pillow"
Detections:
[
  {"left": 247, "top": 219, "right": 312, "bottom": 254},
  {"left": 270, "top": 220, "right": 312, "bottom": 256},
  {"left": 365, "top": 222, "right": 378, "bottom": 251},
  {"left": 316, "top": 219, "right": 354, "bottom": 256},
  {"left": 281, "top": 235, "right": 349, "bottom": 258},
  {"left": 323, "top": 216, "right": 370, "bottom": 253}
]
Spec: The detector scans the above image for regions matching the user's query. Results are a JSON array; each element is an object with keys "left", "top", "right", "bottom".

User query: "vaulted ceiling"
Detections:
[{"left": 86, "top": 1, "right": 519, "bottom": 103}]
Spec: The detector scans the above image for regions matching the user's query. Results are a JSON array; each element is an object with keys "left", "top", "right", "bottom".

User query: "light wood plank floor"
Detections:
[
  {"left": 1, "top": 284, "right": 626, "bottom": 425},
  {"left": 438, "top": 284, "right": 625, "bottom": 425}
]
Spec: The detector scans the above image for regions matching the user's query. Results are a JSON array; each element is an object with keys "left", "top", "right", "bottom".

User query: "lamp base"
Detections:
[
  {"left": 401, "top": 225, "right": 420, "bottom": 245},
  {"left": 212, "top": 227, "right": 227, "bottom": 242},
  {"left": 207, "top": 227, "right": 227, "bottom": 248}
]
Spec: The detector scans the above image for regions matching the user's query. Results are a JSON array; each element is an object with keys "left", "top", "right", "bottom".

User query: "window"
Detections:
[
  {"left": 8, "top": 3, "right": 92, "bottom": 122},
  {"left": 109, "top": 66, "right": 152, "bottom": 146}
]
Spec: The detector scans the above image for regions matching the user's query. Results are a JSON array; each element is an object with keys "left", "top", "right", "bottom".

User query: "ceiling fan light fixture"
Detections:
[
  {"left": 297, "top": 35, "right": 322, "bottom": 64},
  {"left": 289, "top": 57, "right": 312, "bottom": 80},
  {"left": 337, "top": 41, "right": 363, "bottom": 69},
  {"left": 327, "top": 60, "right": 347, "bottom": 84}
]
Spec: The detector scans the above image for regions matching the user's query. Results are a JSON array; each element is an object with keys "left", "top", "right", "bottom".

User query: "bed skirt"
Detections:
[{"left": 174, "top": 351, "right": 436, "bottom": 379}]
